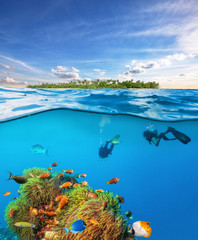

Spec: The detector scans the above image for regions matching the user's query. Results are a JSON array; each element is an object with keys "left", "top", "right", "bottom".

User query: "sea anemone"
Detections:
[{"left": 5, "top": 167, "right": 134, "bottom": 240}]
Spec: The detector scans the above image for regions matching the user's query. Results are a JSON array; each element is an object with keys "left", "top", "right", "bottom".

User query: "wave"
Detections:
[{"left": 0, "top": 87, "right": 198, "bottom": 122}]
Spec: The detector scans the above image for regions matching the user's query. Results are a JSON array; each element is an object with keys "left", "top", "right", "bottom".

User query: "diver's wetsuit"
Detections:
[{"left": 99, "top": 141, "right": 114, "bottom": 158}]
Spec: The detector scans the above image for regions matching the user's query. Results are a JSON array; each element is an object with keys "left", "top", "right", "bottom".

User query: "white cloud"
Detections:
[
  {"left": 51, "top": 66, "right": 80, "bottom": 80},
  {"left": 57, "top": 66, "right": 68, "bottom": 71},
  {"left": 144, "top": 0, "right": 198, "bottom": 14},
  {"left": 122, "top": 53, "right": 193, "bottom": 77},
  {"left": 125, "top": 64, "right": 131, "bottom": 68},
  {"left": 0, "top": 55, "right": 34, "bottom": 71},
  {"left": 93, "top": 69, "right": 101, "bottom": 72},
  {"left": 93, "top": 68, "right": 106, "bottom": 75},
  {"left": 71, "top": 67, "right": 79, "bottom": 72},
  {"left": 0, "top": 77, "right": 27, "bottom": 87},
  {"left": 54, "top": 72, "right": 79, "bottom": 79},
  {"left": 0, "top": 62, "right": 15, "bottom": 71}
]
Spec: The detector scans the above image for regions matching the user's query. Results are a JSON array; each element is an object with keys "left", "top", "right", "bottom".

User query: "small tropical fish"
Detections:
[
  {"left": 103, "top": 200, "right": 108, "bottom": 211},
  {"left": 126, "top": 210, "right": 133, "bottom": 219},
  {"left": 128, "top": 221, "right": 152, "bottom": 238},
  {"left": 116, "top": 195, "right": 124, "bottom": 203},
  {"left": 74, "top": 174, "right": 80, "bottom": 178},
  {"left": 14, "top": 222, "right": 35, "bottom": 228},
  {"left": 81, "top": 181, "right": 88, "bottom": 187},
  {"left": 49, "top": 201, "right": 54, "bottom": 208},
  {"left": 59, "top": 173, "right": 64, "bottom": 178},
  {"left": 85, "top": 192, "right": 98, "bottom": 199},
  {"left": 80, "top": 200, "right": 85, "bottom": 205},
  {"left": 55, "top": 196, "right": 64, "bottom": 202},
  {"left": 64, "top": 169, "right": 74, "bottom": 174},
  {"left": 9, "top": 209, "right": 17, "bottom": 217},
  {"left": 17, "top": 190, "right": 20, "bottom": 195},
  {"left": 38, "top": 173, "right": 50, "bottom": 179},
  {"left": 46, "top": 212, "right": 57, "bottom": 216},
  {"left": 13, "top": 197, "right": 17, "bottom": 200},
  {"left": 73, "top": 183, "right": 79, "bottom": 188},
  {"left": 62, "top": 219, "right": 86, "bottom": 234},
  {"left": 31, "top": 144, "right": 48, "bottom": 155},
  {"left": 80, "top": 174, "right": 87, "bottom": 178},
  {"left": 51, "top": 162, "right": 58, "bottom": 167},
  {"left": 53, "top": 217, "right": 59, "bottom": 225},
  {"left": 29, "top": 207, "right": 38, "bottom": 216},
  {"left": 7, "top": 172, "right": 27, "bottom": 184},
  {"left": 47, "top": 167, "right": 52, "bottom": 170},
  {"left": 90, "top": 219, "right": 99, "bottom": 225},
  {"left": 57, "top": 196, "right": 69, "bottom": 211},
  {"left": 39, "top": 209, "right": 45, "bottom": 214},
  {"left": 96, "top": 189, "right": 104, "bottom": 193},
  {"left": 3, "top": 192, "right": 11, "bottom": 197},
  {"left": 106, "top": 178, "right": 119, "bottom": 184},
  {"left": 60, "top": 182, "right": 72, "bottom": 188}
]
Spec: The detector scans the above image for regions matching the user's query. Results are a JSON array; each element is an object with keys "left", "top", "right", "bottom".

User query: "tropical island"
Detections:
[{"left": 27, "top": 79, "right": 159, "bottom": 89}]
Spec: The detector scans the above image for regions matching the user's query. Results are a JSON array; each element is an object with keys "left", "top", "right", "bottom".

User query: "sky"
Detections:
[{"left": 0, "top": 0, "right": 198, "bottom": 88}]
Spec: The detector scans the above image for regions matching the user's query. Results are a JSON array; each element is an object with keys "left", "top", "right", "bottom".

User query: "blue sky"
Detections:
[{"left": 0, "top": 0, "right": 197, "bottom": 88}]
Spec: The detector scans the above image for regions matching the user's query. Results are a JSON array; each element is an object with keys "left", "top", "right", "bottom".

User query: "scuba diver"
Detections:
[
  {"left": 99, "top": 135, "right": 120, "bottom": 158},
  {"left": 143, "top": 127, "right": 191, "bottom": 147}
]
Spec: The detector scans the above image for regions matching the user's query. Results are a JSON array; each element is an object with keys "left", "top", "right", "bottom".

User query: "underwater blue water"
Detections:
[{"left": 0, "top": 88, "right": 198, "bottom": 240}]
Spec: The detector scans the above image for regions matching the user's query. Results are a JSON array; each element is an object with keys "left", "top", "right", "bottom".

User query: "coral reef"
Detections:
[{"left": 5, "top": 167, "right": 134, "bottom": 240}]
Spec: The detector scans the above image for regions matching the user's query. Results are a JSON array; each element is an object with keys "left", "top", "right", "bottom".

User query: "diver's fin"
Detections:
[
  {"left": 7, "top": 172, "right": 13, "bottom": 181},
  {"left": 109, "top": 135, "right": 120, "bottom": 143},
  {"left": 168, "top": 127, "right": 191, "bottom": 144},
  {"left": 111, "top": 140, "right": 121, "bottom": 145}
]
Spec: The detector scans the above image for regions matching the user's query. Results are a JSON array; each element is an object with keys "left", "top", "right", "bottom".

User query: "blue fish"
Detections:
[
  {"left": 63, "top": 220, "right": 86, "bottom": 234},
  {"left": 31, "top": 144, "right": 48, "bottom": 155}
]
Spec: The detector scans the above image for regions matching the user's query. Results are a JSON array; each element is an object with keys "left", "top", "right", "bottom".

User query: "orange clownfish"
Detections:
[
  {"left": 59, "top": 173, "right": 64, "bottom": 178},
  {"left": 57, "top": 196, "right": 69, "bottom": 211},
  {"left": 106, "top": 178, "right": 119, "bottom": 184},
  {"left": 80, "top": 174, "right": 87, "bottom": 178},
  {"left": 51, "top": 162, "right": 58, "bottom": 167},
  {"left": 96, "top": 189, "right": 104, "bottom": 193},
  {"left": 46, "top": 211, "right": 57, "bottom": 217},
  {"left": 3, "top": 192, "right": 11, "bottom": 197},
  {"left": 29, "top": 207, "right": 38, "bottom": 216},
  {"left": 116, "top": 195, "right": 124, "bottom": 203},
  {"left": 73, "top": 183, "right": 79, "bottom": 188},
  {"left": 81, "top": 181, "right": 88, "bottom": 187},
  {"left": 64, "top": 169, "right": 74, "bottom": 174},
  {"left": 38, "top": 173, "right": 50, "bottom": 179},
  {"left": 9, "top": 209, "right": 17, "bottom": 217},
  {"left": 55, "top": 196, "right": 64, "bottom": 202},
  {"left": 90, "top": 219, "right": 99, "bottom": 225},
  {"left": 60, "top": 182, "right": 72, "bottom": 189},
  {"left": 85, "top": 192, "right": 98, "bottom": 199}
]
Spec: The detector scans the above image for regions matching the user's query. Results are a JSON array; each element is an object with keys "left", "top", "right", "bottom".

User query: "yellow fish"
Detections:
[
  {"left": 129, "top": 221, "right": 152, "bottom": 238},
  {"left": 14, "top": 222, "right": 35, "bottom": 228},
  {"left": 90, "top": 219, "right": 99, "bottom": 225},
  {"left": 3, "top": 192, "right": 11, "bottom": 197}
]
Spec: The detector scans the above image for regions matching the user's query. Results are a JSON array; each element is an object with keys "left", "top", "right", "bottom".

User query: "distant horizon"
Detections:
[{"left": 0, "top": 0, "right": 198, "bottom": 89}]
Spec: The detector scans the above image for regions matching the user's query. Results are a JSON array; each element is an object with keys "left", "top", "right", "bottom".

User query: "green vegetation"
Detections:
[{"left": 27, "top": 79, "right": 159, "bottom": 89}]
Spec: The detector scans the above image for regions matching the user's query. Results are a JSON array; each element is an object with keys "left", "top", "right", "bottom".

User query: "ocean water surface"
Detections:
[{"left": 0, "top": 87, "right": 198, "bottom": 240}]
